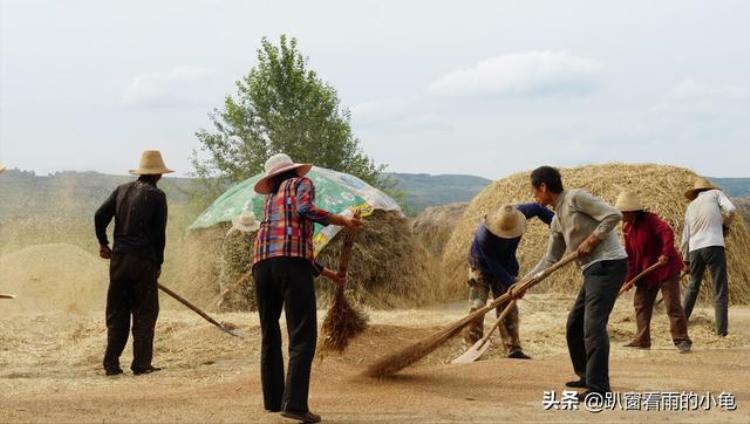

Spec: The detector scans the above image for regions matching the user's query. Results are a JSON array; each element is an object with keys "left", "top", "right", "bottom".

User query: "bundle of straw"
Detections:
[
  {"left": 320, "top": 212, "right": 369, "bottom": 353},
  {"left": 363, "top": 252, "right": 578, "bottom": 378}
]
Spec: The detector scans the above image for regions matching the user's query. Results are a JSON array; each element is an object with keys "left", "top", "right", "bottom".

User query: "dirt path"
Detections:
[{"left": 2, "top": 297, "right": 749, "bottom": 423}]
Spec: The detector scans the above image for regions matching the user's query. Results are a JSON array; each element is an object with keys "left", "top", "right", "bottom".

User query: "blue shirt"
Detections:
[{"left": 469, "top": 202, "right": 554, "bottom": 286}]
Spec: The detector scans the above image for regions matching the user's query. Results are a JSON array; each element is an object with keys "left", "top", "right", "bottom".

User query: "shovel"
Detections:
[
  {"left": 0, "top": 294, "right": 16, "bottom": 300},
  {"left": 451, "top": 298, "right": 517, "bottom": 364}
]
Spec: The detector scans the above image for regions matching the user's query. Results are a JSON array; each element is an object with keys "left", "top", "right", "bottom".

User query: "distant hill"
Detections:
[
  {"left": 709, "top": 178, "right": 750, "bottom": 197},
  {"left": 384, "top": 173, "right": 492, "bottom": 214},
  {"left": 0, "top": 169, "right": 195, "bottom": 219}
]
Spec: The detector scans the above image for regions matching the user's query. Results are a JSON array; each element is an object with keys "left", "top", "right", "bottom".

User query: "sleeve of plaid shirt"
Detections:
[{"left": 295, "top": 178, "right": 332, "bottom": 226}]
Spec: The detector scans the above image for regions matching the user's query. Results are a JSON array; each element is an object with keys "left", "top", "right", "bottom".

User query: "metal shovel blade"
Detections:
[{"left": 451, "top": 339, "right": 491, "bottom": 364}]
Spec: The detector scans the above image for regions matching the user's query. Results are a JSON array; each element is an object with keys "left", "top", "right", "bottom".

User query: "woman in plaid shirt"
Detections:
[{"left": 252, "top": 153, "right": 361, "bottom": 424}]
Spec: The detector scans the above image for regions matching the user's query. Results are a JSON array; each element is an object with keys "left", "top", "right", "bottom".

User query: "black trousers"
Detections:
[
  {"left": 253, "top": 257, "right": 317, "bottom": 413},
  {"left": 103, "top": 253, "right": 160, "bottom": 372},
  {"left": 566, "top": 259, "right": 627, "bottom": 393},
  {"left": 682, "top": 246, "right": 729, "bottom": 336}
]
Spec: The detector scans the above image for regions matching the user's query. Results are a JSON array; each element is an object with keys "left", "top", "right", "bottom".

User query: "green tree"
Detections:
[{"left": 192, "top": 35, "right": 385, "bottom": 195}]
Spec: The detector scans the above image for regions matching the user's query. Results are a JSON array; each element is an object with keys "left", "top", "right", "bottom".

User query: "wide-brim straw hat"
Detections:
[
  {"left": 615, "top": 190, "right": 644, "bottom": 212},
  {"left": 685, "top": 177, "right": 719, "bottom": 200},
  {"left": 485, "top": 204, "right": 527, "bottom": 239},
  {"left": 254, "top": 153, "right": 312, "bottom": 194},
  {"left": 129, "top": 150, "right": 174, "bottom": 175},
  {"left": 230, "top": 209, "right": 260, "bottom": 233}
]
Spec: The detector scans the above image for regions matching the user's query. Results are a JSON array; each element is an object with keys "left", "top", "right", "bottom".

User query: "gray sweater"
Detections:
[{"left": 530, "top": 189, "right": 627, "bottom": 275}]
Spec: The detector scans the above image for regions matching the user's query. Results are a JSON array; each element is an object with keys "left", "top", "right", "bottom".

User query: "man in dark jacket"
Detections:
[
  {"left": 466, "top": 202, "right": 553, "bottom": 359},
  {"left": 94, "top": 150, "right": 172, "bottom": 376}
]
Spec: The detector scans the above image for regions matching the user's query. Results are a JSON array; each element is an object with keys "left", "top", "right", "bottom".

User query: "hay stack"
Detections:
[
  {"left": 411, "top": 202, "right": 467, "bottom": 256},
  {"left": 443, "top": 164, "right": 750, "bottom": 304},
  {"left": 184, "top": 210, "right": 449, "bottom": 311},
  {"left": 734, "top": 197, "right": 750, "bottom": 228}
]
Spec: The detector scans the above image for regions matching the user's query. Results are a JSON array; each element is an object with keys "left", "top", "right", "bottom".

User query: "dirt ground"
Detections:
[{"left": 2, "top": 291, "right": 749, "bottom": 424}]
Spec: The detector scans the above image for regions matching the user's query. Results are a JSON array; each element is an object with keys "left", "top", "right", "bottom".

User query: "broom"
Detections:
[
  {"left": 363, "top": 251, "right": 579, "bottom": 378},
  {"left": 319, "top": 211, "right": 368, "bottom": 353}
]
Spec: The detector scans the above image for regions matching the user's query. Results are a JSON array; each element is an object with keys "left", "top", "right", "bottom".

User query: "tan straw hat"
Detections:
[
  {"left": 684, "top": 177, "right": 718, "bottom": 200},
  {"left": 230, "top": 207, "right": 260, "bottom": 233},
  {"left": 129, "top": 150, "right": 174, "bottom": 175},
  {"left": 485, "top": 204, "right": 527, "bottom": 239},
  {"left": 0, "top": 163, "right": 6, "bottom": 174},
  {"left": 254, "top": 153, "right": 312, "bottom": 194},
  {"left": 615, "top": 190, "right": 644, "bottom": 212}
]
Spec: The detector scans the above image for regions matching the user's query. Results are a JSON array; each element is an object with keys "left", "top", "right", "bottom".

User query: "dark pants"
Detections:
[
  {"left": 633, "top": 274, "right": 691, "bottom": 347},
  {"left": 567, "top": 259, "right": 626, "bottom": 393},
  {"left": 682, "top": 246, "right": 729, "bottom": 336},
  {"left": 253, "top": 257, "right": 317, "bottom": 413},
  {"left": 103, "top": 253, "right": 160, "bottom": 373}
]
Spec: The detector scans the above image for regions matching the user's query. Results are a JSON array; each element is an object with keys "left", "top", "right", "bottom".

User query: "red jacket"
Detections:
[{"left": 622, "top": 212, "right": 683, "bottom": 286}]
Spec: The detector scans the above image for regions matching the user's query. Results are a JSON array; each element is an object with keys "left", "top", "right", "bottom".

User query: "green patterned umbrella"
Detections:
[{"left": 190, "top": 167, "right": 401, "bottom": 254}]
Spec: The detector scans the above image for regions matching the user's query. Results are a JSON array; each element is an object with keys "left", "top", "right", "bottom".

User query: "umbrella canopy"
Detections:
[{"left": 190, "top": 167, "right": 402, "bottom": 254}]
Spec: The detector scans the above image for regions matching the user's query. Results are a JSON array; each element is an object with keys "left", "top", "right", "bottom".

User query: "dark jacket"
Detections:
[
  {"left": 95, "top": 180, "right": 168, "bottom": 265},
  {"left": 469, "top": 203, "right": 554, "bottom": 286}
]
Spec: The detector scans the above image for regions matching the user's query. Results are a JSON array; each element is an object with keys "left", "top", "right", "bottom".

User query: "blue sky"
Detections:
[{"left": 1, "top": 0, "right": 748, "bottom": 179}]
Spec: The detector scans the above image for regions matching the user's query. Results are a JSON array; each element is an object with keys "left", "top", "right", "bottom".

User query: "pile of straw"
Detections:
[
  {"left": 734, "top": 197, "right": 750, "bottom": 228},
  {"left": 184, "top": 210, "right": 450, "bottom": 311},
  {"left": 443, "top": 164, "right": 750, "bottom": 304},
  {"left": 411, "top": 202, "right": 467, "bottom": 257}
]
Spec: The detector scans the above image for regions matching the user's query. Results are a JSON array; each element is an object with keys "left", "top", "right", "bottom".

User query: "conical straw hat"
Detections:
[
  {"left": 684, "top": 177, "right": 718, "bottom": 200},
  {"left": 484, "top": 204, "right": 526, "bottom": 239},
  {"left": 615, "top": 190, "right": 644, "bottom": 212},
  {"left": 129, "top": 150, "right": 174, "bottom": 175},
  {"left": 230, "top": 207, "right": 260, "bottom": 233}
]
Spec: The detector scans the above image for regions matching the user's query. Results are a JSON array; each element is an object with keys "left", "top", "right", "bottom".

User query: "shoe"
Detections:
[
  {"left": 508, "top": 349, "right": 531, "bottom": 360},
  {"left": 623, "top": 340, "right": 650, "bottom": 349},
  {"left": 677, "top": 341, "right": 692, "bottom": 353},
  {"left": 132, "top": 366, "right": 162, "bottom": 375},
  {"left": 105, "top": 368, "right": 123, "bottom": 376},
  {"left": 280, "top": 410, "right": 321, "bottom": 423},
  {"left": 565, "top": 377, "right": 586, "bottom": 388}
]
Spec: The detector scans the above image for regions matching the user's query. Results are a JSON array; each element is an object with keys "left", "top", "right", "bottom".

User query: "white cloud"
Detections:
[
  {"left": 650, "top": 79, "right": 750, "bottom": 115},
  {"left": 122, "top": 66, "right": 217, "bottom": 108},
  {"left": 426, "top": 51, "right": 603, "bottom": 99}
]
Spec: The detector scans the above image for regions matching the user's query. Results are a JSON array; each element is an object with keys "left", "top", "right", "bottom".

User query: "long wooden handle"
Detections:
[
  {"left": 443, "top": 252, "right": 579, "bottom": 338},
  {"left": 617, "top": 261, "right": 664, "bottom": 297},
  {"left": 158, "top": 283, "right": 237, "bottom": 337},
  {"left": 337, "top": 210, "right": 361, "bottom": 277},
  {"left": 476, "top": 299, "right": 516, "bottom": 350},
  {"left": 0, "top": 294, "right": 15, "bottom": 300}
]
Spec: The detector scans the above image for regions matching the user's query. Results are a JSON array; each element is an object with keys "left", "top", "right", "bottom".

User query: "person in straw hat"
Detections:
[
  {"left": 251, "top": 153, "right": 361, "bottom": 423},
  {"left": 681, "top": 177, "right": 736, "bottom": 336},
  {"left": 465, "top": 202, "right": 553, "bottom": 359},
  {"left": 523, "top": 166, "right": 627, "bottom": 399},
  {"left": 217, "top": 205, "right": 261, "bottom": 310},
  {"left": 615, "top": 190, "right": 691, "bottom": 353},
  {"left": 94, "top": 150, "right": 172, "bottom": 376}
]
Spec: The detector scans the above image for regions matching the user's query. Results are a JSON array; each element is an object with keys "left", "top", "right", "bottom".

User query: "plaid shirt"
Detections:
[{"left": 252, "top": 177, "right": 331, "bottom": 275}]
